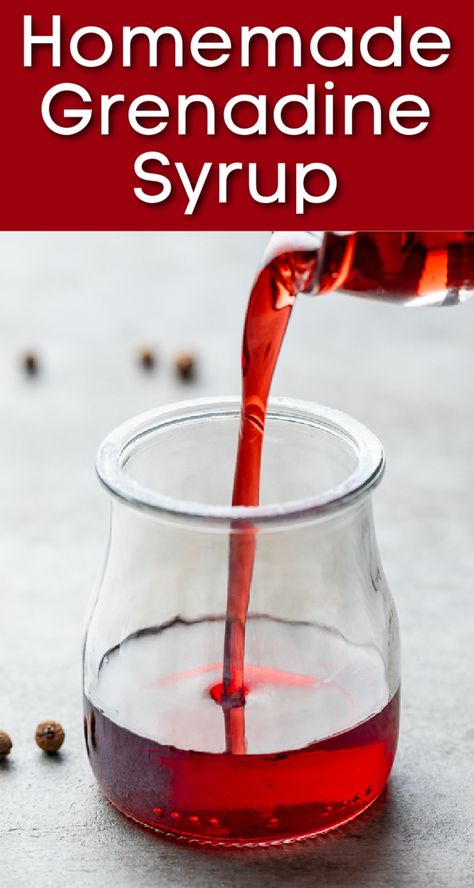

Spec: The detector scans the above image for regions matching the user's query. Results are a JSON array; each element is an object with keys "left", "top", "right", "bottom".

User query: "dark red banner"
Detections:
[{"left": 2, "top": 2, "right": 473, "bottom": 229}]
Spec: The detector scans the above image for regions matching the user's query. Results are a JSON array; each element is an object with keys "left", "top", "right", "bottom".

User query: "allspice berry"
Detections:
[
  {"left": 0, "top": 730, "right": 12, "bottom": 758},
  {"left": 35, "top": 720, "right": 65, "bottom": 754},
  {"left": 23, "top": 352, "right": 39, "bottom": 376},
  {"left": 139, "top": 347, "right": 156, "bottom": 371},
  {"left": 175, "top": 352, "right": 196, "bottom": 381}
]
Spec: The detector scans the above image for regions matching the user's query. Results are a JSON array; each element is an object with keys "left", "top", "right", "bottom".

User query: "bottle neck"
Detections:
[{"left": 263, "top": 231, "right": 353, "bottom": 297}]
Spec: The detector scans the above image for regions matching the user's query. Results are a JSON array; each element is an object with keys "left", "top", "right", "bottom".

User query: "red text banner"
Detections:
[{"left": 2, "top": 1, "right": 473, "bottom": 229}]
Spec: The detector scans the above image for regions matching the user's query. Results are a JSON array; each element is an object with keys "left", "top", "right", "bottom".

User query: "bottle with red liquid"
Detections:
[{"left": 266, "top": 231, "right": 474, "bottom": 305}]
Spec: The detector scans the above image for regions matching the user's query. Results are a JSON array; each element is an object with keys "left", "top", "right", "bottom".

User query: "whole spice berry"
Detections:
[
  {"left": 35, "top": 720, "right": 65, "bottom": 754},
  {"left": 139, "top": 347, "right": 156, "bottom": 371},
  {"left": 0, "top": 731, "right": 12, "bottom": 758},
  {"left": 174, "top": 352, "right": 196, "bottom": 382},
  {"left": 23, "top": 352, "right": 39, "bottom": 376}
]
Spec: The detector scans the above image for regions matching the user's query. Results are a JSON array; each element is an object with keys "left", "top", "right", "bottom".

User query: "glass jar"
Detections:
[{"left": 83, "top": 397, "right": 400, "bottom": 846}]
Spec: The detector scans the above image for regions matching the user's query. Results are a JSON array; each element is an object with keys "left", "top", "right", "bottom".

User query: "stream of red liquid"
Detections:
[{"left": 221, "top": 246, "right": 319, "bottom": 752}]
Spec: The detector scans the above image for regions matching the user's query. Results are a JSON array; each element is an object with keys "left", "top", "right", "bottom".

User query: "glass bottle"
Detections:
[
  {"left": 266, "top": 231, "right": 474, "bottom": 305},
  {"left": 83, "top": 397, "right": 400, "bottom": 846}
]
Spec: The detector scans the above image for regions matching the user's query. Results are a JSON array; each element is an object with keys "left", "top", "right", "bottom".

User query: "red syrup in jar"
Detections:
[{"left": 84, "top": 621, "right": 399, "bottom": 845}]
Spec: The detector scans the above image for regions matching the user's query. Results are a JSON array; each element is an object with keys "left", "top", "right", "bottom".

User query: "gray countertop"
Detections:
[{"left": 1, "top": 232, "right": 473, "bottom": 887}]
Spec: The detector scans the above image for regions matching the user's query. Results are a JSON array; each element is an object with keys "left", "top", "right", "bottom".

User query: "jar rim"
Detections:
[{"left": 96, "top": 396, "right": 384, "bottom": 527}]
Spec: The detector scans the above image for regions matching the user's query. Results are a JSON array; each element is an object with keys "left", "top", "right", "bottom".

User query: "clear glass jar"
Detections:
[{"left": 83, "top": 397, "right": 400, "bottom": 846}]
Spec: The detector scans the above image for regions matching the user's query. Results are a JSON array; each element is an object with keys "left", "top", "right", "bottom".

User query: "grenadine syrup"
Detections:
[
  {"left": 84, "top": 689, "right": 399, "bottom": 845},
  {"left": 84, "top": 619, "right": 399, "bottom": 845}
]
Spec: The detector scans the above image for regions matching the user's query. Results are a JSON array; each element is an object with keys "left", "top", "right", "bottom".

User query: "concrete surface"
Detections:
[{"left": 0, "top": 232, "right": 473, "bottom": 887}]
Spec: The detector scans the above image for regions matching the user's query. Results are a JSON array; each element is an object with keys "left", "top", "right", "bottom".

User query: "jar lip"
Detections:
[{"left": 96, "top": 396, "right": 385, "bottom": 527}]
